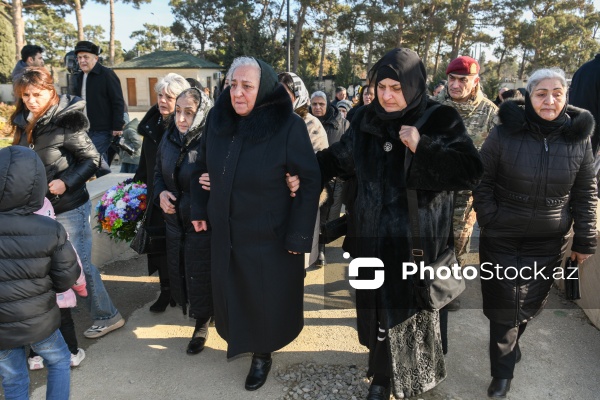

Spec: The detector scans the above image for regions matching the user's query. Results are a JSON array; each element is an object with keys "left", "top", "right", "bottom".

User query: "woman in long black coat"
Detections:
[
  {"left": 473, "top": 68, "right": 597, "bottom": 398},
  {"left": 317, "top": 48, "right": 483, "bottom": 399},
  {"left": 154, "top": 88, "right": 213, "bottom": 354},
  {"left": 191, "top": 57, "right": 321, "bottom": 391},
  {"left": 134, "top": 73, "right": 190, "bottom": 312}
]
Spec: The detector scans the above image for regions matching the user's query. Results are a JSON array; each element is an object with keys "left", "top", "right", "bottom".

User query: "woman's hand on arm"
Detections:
[
  {"left": 399, "top": 125, "right": 420, "bottom": 153},
  {"left": 286, "top": 173, "right": 300, "bottom": 197},
  {"left": 159, "top": 191, "right": 177, "bottom": 214},
  {"left": 48, "top": 179, "right": 67, "bottom": 196},
  {"left": 192, "top": 220, "right": 207, "bottom": 232},
  {"left": 199, "top": 173, "right": 210, "bottom": 191},
  {"left": 571, "top": 251, "right": 593, "bottom": 265}
]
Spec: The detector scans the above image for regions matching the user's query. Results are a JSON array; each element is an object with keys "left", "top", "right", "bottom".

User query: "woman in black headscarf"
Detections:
[
  {"left": 473, "top": 68, "right": 596, "bottom": 398},
  {"left": 190, "top": 57, "right": 321, "bottom": 391},
  {"left": 317, "top": 48, "right": 483, "bottom": 399}
]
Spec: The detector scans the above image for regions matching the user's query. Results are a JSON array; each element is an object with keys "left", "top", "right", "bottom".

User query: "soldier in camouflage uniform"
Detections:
[{"left": 437, "top": 56, "right": 498, "bottom": 300}]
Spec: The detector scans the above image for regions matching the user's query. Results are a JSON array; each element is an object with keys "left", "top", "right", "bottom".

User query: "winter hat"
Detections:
[
  {"left": 74, "top": 41, "right": 101, "bottom": 56},
  {"left": 337, "top": 100, "right": 352, "bottom": 112}
]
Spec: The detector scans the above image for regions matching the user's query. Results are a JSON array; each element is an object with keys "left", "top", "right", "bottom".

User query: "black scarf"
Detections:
[
  {"left": 368, "top": 48, "right": 427, "bottom": 122},
  {"left": 524, "top": 92, "right": 568, "bottom": 136},
  {"left": 253, "top": 58, "right": 279, "bottom": 111}
]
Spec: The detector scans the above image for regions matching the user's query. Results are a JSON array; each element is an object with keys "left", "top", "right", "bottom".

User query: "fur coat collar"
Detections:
[
  {"left": 211, "top": 84, "right": 293, "bottom": 143},
  {"left": 498, "top": 99, "right": 594, "bottom": 142}
]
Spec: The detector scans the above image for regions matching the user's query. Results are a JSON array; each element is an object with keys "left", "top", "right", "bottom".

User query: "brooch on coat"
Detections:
[{"left": 383, "top": 142, "right": 393, "bottom": 152}]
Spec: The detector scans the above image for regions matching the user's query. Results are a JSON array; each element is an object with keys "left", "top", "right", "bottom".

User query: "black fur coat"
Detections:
[
  {"left": 318, "top": 98, "right": 483, "bottom": 330},
  {"left": 474, "top": 99, "right": 597, "bottom": 326}
]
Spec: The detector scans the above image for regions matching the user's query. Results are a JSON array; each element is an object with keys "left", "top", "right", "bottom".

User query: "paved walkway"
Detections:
[{"left": 15, "top": 239, "right": 600, "bottom": 400}]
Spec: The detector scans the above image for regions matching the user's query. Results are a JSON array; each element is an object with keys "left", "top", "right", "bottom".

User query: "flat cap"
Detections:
[{"left": 446, "top": 56, "right": 479, "bottom": 76}]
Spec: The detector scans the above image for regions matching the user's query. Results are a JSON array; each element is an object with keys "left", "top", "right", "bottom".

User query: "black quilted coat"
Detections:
[
  {"left": 154, "top": 97, "right": 213, "bottom": 319},
  {"left": 473, "top": 99, "right": 597, "bottom": 326},
  {"left": 0, "top": 146, "right": 80, "bottom": 350},
  {"left": 12, "top": 95, "right": 100, "bottom": 215}
]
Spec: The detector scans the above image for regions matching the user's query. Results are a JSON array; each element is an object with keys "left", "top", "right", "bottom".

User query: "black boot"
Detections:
[
  {"left": 187, "top": 317, "right": 210, "bottom": 355},
  {"left": 245, "top": 353, "right": 272, "bottom": 391},
  {"left": 149, "top": 288, "right": 176, "bottom": 313},
  {"left": 487, "top": 378, "right": 511, "bottom": 398},
  {"left": 515, "top": 343, "right": 521, "bottom": 363},
  {"left": 316, "top": 244, "right": 326, "bottom": 268}
]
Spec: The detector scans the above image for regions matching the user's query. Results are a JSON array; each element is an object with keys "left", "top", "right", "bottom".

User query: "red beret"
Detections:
[{"left": 446, "top": 56, "right": 479, "bottom": 76}]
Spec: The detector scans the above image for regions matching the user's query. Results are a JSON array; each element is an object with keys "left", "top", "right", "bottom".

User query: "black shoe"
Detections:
[
  {"left": 245, "top": 354, "right": 272, "bottom": 391},
  {"left": 149, "top": 290, "right": 176, "bottom": 313},
  {"left": 515, "top": 343, "right": 521, "bottom": 363},
  {"left": 366, "top": 384, "right": 390, "bottom": 400},
  {"left": 186, "top": 336, "right": 207, "bottom": 355},
  {"left": 315, "top": 244, "right": 326, "bottom": 268},
  {"left": 487, "top": 378, "right": 511, "bottom": 398},
  {"left": 442, "top": 297, "right": 461, "bottom": 311}
]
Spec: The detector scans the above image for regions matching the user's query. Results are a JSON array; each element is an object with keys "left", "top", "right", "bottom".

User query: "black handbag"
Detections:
[
  {"left": 405, "top": 104, "right": 465, "bottom": 310},
  {"left": 130, "top": 210, "right": 166, "bottom": 255},
  {"left": 319, "top": 214, "right": 347, "bottom": 244},
  {"left": 564, "top": 258, "right": 581, "bottom": 300}
]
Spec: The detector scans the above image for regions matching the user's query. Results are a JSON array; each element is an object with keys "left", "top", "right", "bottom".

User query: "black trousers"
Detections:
[
  {"left": 489, "top": 320, "right": 527, "bottom": 379},
  {"left": 30, "top": 308, "right": 78, "bottom": 357}
]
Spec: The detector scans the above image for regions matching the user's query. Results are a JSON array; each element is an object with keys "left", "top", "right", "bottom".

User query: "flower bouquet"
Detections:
[{"left": 95, "top": 178, "right": 147, "bottom": 242}]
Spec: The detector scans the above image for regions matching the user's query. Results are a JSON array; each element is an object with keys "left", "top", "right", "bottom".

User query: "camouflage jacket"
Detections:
[{"left": 436, "top": 87, "right": 498, "bottom": 150}]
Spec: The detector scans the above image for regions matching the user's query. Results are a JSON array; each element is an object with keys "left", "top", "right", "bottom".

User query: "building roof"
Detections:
[{"left": 113, "top": 51, "right": 222, "bottom": 70}]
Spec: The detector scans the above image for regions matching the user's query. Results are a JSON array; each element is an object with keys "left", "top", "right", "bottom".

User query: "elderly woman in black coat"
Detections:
[
  {"left": 154, "top": 88, "right": 213, "bottom": 355},
  {"left": 314, "top": 48, "right": 482, "bottom": 399},
  {"left": 191, "top": 56, "right": 321, "bottom": 391},
  {"left": 473, "top": 68, "right": 597, "bottom": 399},
  {"left": 134, "top": 73, "right": 190, "bottom": 312}
]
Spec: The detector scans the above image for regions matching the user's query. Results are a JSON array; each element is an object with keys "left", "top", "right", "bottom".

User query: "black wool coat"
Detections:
[
  {"left": 318, "top": 99, "right": 483, "bottom": 332},
  {"left": 473, "top": 99, "right": 597, "bottom": 326},
  {"left": 0, "top": 147, "right": 80, "bottom": 350},
  {"left": 134, "top": 105, "right": 168, "bottom": 270},
  {"left": 13, "top": 95, "right": 100, "bottom": 215},
  {"left": 154, "top": 117, "right": 212, "bottom": 319},
  {"left": 74, "top": 62, "right": 125, "bottom": 132},
  {"left": 191, "top": 85, "right": 321, "bottom": 357}
]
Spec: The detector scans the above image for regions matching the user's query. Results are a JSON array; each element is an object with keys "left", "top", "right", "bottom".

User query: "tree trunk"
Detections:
[
  {"left": 496, "top": 47, "right": 506, "bottom": 77},
  {"left": 366, "top": 38, "right": 374, "bottom": 77},
  {"left": 271, "top": 0, "right": 285, "bottom": 48},
  {"left": 74, "top": 0, "right": 84, "bottom": 41},
  {"left": 11, "top": 0, "right": 24, "bottom": 62},
  {"left": 450, "top": 0, "right": 470, "bottom": 60},
  {"left": 421, "top": 2, "right": 437, "bottom": 72},
  {"left": 433, "top": 35, "right": 443, "bottom": 76},
  {"left": 292, "top": 3, "right": 307, "bottom": 72},
  {"left": 109, "top": 0, "right": 115, "bottom": 65},
  {"left": 318, "top": 26, "right": 328, "bottom": 81},
  {"left": 396, "top": 0, "right": 405, "bottom": 47},
  {"left": 518, "top": 48, "right": 527, "bottom": 80}
]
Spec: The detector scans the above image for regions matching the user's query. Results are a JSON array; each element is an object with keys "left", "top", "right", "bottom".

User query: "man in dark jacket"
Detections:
[
  {"left": 11, "top": 44, "right": 45, "bottom": 82},
  {"left": 310, "top": 90, "right": 351, "bottom": 267},
  {"left": 0, "top": 146, "right": 80, "bottom": 400},
  {"left": 73, "top": 40, "right": 125, "bottom": 177},
  {"left": 570, "top": 53, "right": 600, "bottom": 176}
]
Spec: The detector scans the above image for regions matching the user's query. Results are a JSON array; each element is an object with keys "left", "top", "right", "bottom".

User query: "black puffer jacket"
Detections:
[
  {"left": 315, "top": 104, "right": 350, "bottom": 146},
  {"left": 13, "top": 95, "right": 100, "bottom": 214},
  {"left": 154, "top": 93, "right": 213, "bottom": 319},
  {"left": 0, "top": 146, "right": 80, "bottom": 350},
  {"left": 474, "top": 99, "right": 597, "bottom": 326}
]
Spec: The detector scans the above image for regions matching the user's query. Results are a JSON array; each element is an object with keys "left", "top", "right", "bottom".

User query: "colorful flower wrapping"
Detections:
[{"left": 95, "top": 178, "right": 147, "bottom": 242}]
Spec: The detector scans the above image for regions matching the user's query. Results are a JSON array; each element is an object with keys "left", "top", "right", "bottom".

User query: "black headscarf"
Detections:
[
  {"left": 253, "top": 58, "right": 279, "bottom": 110},
  {"left": 524, "top": 91, "right": 568, "bottom": 135},
  {"left": 368, "top": 48, "right": 427, "bottom": 121}
]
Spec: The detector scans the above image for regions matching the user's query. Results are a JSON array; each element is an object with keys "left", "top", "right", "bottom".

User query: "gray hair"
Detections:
[
  {"left": 155, "top": 73, "right": 190, "bottom": 97},
  {"left": 311, "top": 91, "right": 327, "bottom": 101},
  {"left": 228, "top": 57, "right": 261, "bottom": 81},
  {"left": 526, "top": 68, "right": 567, "bottom": 94}
]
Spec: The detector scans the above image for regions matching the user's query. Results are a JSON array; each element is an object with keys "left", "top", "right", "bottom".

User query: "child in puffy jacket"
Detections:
[{"left": 28, "top": 198, "right": 88, "bottom": 369}]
